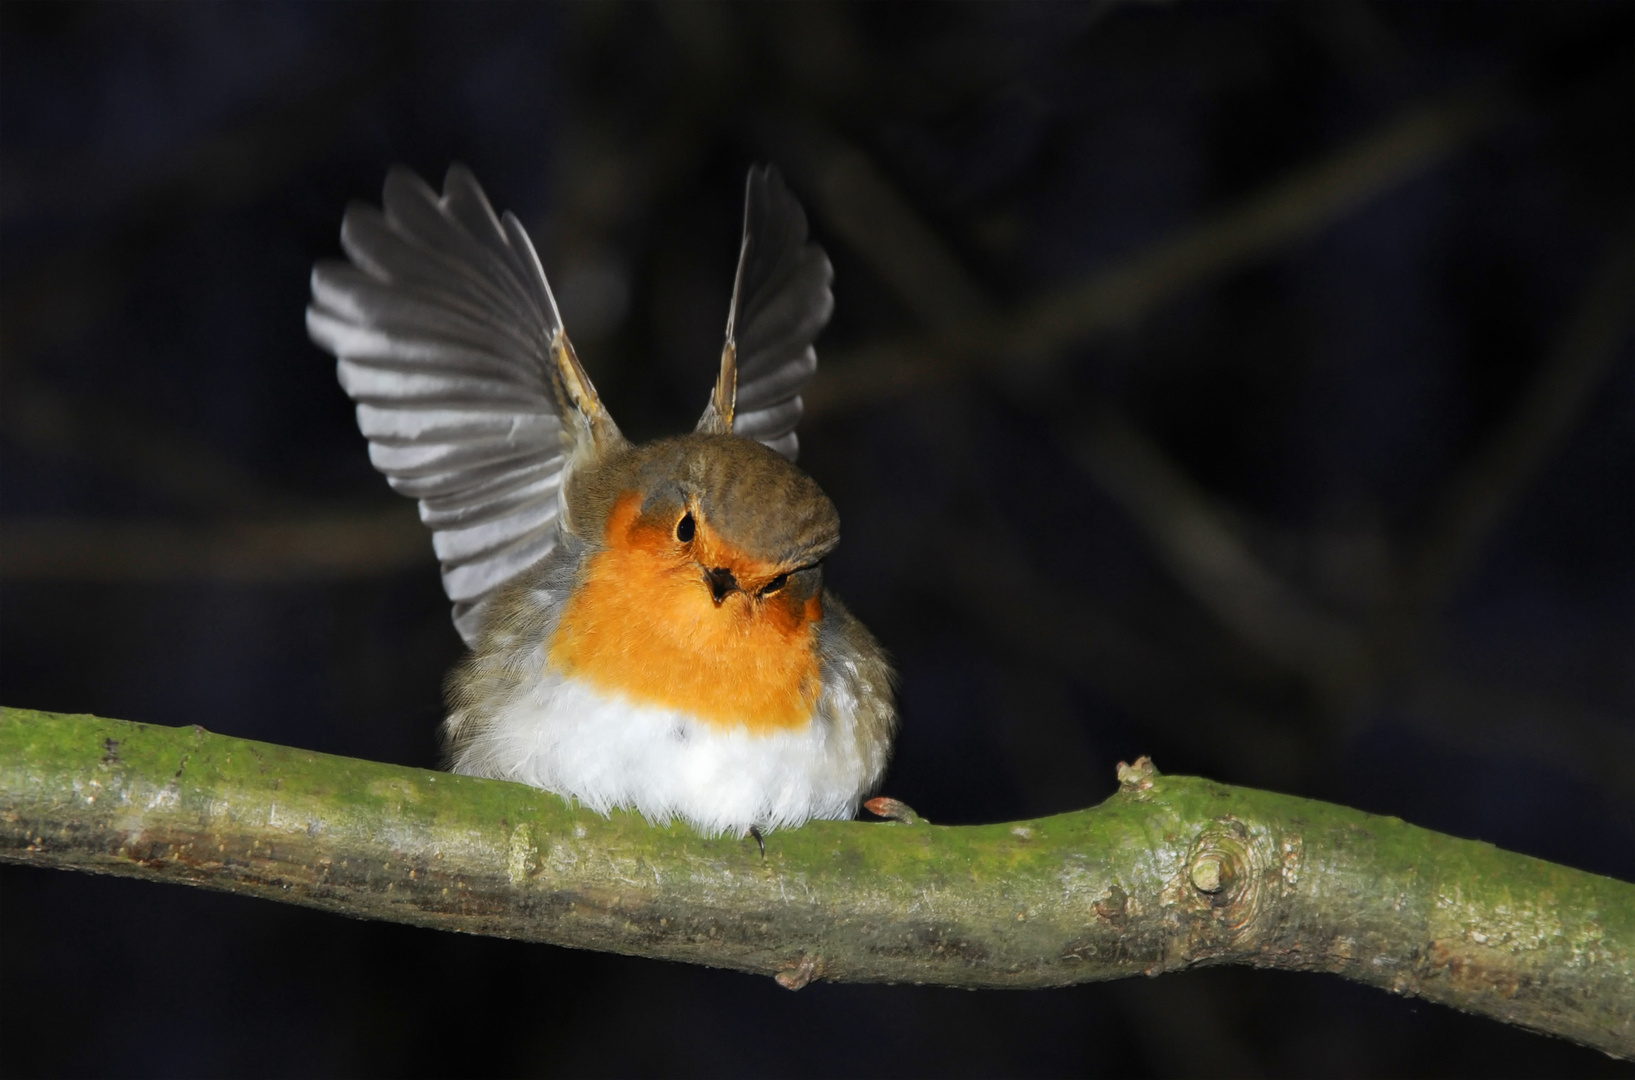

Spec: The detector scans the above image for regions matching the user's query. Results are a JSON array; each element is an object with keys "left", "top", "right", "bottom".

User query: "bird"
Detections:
[{"left": 305, "top": 163, "right": 896, "bottom": 840}]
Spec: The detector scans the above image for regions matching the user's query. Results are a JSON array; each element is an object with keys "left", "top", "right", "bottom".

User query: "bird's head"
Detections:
[{"left": 566, "top": 433, "right": 839, "bottom": 627}]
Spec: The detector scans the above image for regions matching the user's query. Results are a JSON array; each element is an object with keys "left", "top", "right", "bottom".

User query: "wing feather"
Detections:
[
  {"left": 366, "top": 437, "right": 547, "bottom": 479},
  {"left": 442, "top": 528, "right": 560, "bottom": 603},
  {"left": 313, "top": 266, "right": 546, "bottom": 360},
  {"left": 334, "top": 357, "right": 552, "bottom": 408},
  {"left": 729, "top": 397, "right": 805, "bottom": 440},
  {"left": 418, "top": 466, "right": 562, "bottom": 530},
  {"left": 432, "top": 498, "right": 560, "bottom": 563},
  {"left": 354, "top": 403, "right": 561, "bottom": 443},
  {"left": 735, "top": 347, "right": 817, "bottom": 411},
  {"left": 307, "top": 164, "right": 569, "bottom": 646},
  {"left": 723, "top": 166, "right": 834, "bottom": 461}
]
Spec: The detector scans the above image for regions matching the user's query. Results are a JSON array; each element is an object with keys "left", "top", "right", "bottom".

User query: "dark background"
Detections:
[{"left": 2, "top": 2, "right": 1631, "bottom": 1076}]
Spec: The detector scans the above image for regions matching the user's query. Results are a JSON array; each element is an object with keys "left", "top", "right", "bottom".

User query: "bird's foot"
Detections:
[
  {"left": 748, "top": 824, "right": 766, "bottom": 857},
  {"left": 864, "top": 796, "right": 925, "bottom": 825}
]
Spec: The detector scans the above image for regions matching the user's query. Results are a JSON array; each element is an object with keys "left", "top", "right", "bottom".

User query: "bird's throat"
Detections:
[{"left": 546, "top": 492, "right": 823, "bottom": 733}]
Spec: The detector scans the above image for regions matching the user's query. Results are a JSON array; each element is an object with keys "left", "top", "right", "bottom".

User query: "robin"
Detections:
[{"left": 306, "top": 164, "right": 896, "bottom": 841}]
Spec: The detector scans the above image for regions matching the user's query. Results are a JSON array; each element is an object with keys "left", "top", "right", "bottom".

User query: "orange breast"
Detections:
[{"left": 546, "top": 492, "right": 823, "bottom": 732}]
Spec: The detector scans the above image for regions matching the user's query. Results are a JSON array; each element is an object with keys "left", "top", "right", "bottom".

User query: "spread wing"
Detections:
[
  {"left": 306, "top": 164, "right": 568, "bottom": 646},
  {"left": 724, "top": 166, "right": 834, "bottom": 461}
]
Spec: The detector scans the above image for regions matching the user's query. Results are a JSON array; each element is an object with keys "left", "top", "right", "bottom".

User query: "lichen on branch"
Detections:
[{"left": 1, "top": 707, "right": 1630, "bottom": 1058}]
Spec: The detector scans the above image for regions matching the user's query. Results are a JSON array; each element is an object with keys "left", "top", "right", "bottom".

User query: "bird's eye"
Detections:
[
  {"left": 760, "top": 572, "right": 788, "bottom": 597},
  {"left": 676, "top": 512, "right": 695, "bottom": 543}
]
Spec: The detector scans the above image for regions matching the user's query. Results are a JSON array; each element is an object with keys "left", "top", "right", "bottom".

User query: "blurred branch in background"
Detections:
[
  {"left": 0, "top": 50, "right": 402, "bottom": 367},
  {"left": 0, "top": 372, "right": 436, "bottom": 582},
  {"left": 1063, "top": 409, "right": 1372, "bottom": 704},
  {"left": 1408, "top": 674, "right": 1635, "bottom": 809},
  {"left": 1010, "top": 84, "right": 1509, "bottom": 366},
  {"left": 793, "top": 120, "right": 1000, "bottom": 336},
  {"left": 1, "top": 379, "right": 279, "bottom": 515},
  {"left": 1396, "top": 232, "right": 1635, "bottom": 639},
  {"left": 0, "top": 23, "right": 417, "bottom": 577},
  {"left": 0, "top": 509, "right": 425, "bottom": 582},
  {"left": 929, "top": 489, "right": 1310, "bottom": 791},
  {"left": 803, "top": 80, "right": 1517, "bottom": 415}
]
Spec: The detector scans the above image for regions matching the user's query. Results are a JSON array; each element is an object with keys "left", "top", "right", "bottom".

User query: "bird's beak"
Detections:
[{"left": 705, "top": 566, "right": 740, "bottom": 605}]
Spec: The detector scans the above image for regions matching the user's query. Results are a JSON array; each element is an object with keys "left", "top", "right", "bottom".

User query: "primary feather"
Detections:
[{"left": 721, "top": 166, "right": 834, "bottom": 461}]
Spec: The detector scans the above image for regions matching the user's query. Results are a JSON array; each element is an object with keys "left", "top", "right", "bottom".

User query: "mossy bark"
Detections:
[{"left": 2, "top": 707, "right": 1629, "bottom": 1056}]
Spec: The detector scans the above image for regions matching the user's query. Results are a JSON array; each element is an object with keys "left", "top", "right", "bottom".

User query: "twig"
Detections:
[
  {"left": 1400, "top": 233, "right": 1635, "bottom": 625},
  {"left": 0, "top": 511, "right": 427, "bottom": 582},
  {"left": 3, "top": 708, "right": 1630, "bottom": 1056},
  {"left": 804, "top": 81, "right": 1515, "bottom": 416},
  {"left": 793, "top": 120, "right": 998, "bottom": 333},
  {"left": 930, "top": 513, "right": 1308, "bottom": 789},
  {"left": 0, "top": 52, "right": 403, "bottom": 365},
  {"left": 1063, "top": 409, "right": 1373, "bottom": 702},
  {"left": 1011, "top": 83, "right": 1511, "bottom": 360},
  {"left": 1, "top": 380, "right": 278, "bottom": 515},
  {"left": 1405, "top": 673, "right": 1635, "bottom": 809}
]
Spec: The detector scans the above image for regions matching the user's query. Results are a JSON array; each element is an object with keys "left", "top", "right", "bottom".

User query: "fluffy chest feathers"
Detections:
[{"left": 547, "top": 491, "right": 824, "bottom": 733}]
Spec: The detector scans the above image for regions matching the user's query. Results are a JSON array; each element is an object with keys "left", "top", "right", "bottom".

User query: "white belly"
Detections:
[{"left": 447, "top": 661, "right": 877, "bottom": 837}]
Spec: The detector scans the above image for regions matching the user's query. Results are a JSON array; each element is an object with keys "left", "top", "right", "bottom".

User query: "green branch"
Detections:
[{"left": 3, "top": 707, "right": 1630, "bottom": 1057}]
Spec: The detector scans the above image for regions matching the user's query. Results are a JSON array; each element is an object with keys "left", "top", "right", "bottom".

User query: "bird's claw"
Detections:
[{"left": 864, "top": 796, "right": 924, "bottom": 825}]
